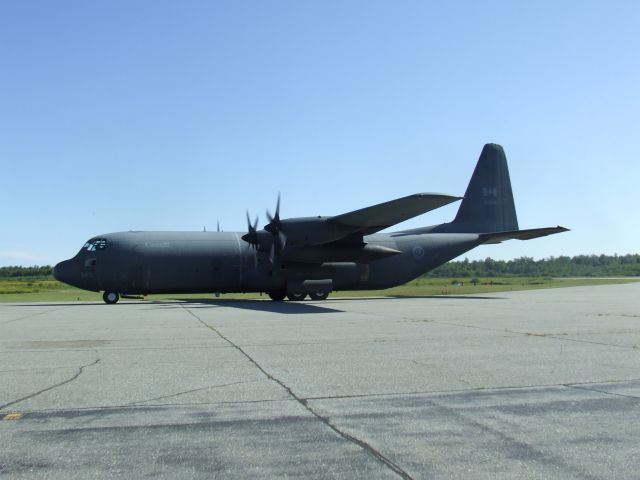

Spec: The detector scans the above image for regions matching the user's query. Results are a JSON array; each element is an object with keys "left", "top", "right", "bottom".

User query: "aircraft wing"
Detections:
[
  {"left": 329, "top": 193, "right": 461, "bottom": 235},
  {"left": 479, "top": 226, "right": 569, "bottom": 244}
]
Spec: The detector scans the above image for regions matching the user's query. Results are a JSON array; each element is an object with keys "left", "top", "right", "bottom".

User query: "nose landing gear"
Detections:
[{"left": 103, "top": 291, "right": 120, "bottom": 304}]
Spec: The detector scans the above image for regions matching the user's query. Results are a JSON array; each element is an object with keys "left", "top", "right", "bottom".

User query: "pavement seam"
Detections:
[
  {"left": 564, "top": 383, "right": 640, "bottom": 400},
  {"left": 303, "top": 378, "right": 640, "bottom": 401},
  {"left": 0, "top": 358, "right": 100, "bottom": 411},
  {"left": 181, "top": 304, "right": 415, "bottom": 480}
]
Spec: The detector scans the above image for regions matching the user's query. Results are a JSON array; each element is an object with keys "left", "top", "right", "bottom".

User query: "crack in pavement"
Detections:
[
  {"left": 411, "top": 318, "right": 640, "bottom": 351},
  {"left": 343, "top": 304, "right": 640, "bottom": 351},
  {"left": 1, "top": 305, "right": 73, "bottom": 325},
  {"left": 125, "top": 379, "right": 264, "bottom": 405},
  {"left": 427, "top": 320, "right": 639, "bottom": 350},
  {"left": 181, "top": 304, "right": 414, "bottom": 480},
  {"left": 0, "top": 359, "right": 100, "bottom": 411}
]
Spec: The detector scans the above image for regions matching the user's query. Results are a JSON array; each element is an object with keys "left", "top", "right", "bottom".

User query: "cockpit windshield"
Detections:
[{"left": 82, "top": 238, "right": 107, "bottom": 251}]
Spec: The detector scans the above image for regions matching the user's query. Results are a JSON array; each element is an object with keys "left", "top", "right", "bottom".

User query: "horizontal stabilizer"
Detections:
[
  {"left": 330, "top": 193, "right": 460, "bottom": 235},
  {"left": 479, "top": 226, "right": 569, "bottom": 244}
]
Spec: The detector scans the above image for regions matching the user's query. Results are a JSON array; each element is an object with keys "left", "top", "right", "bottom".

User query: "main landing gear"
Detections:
[
  {"left": 308, "top": 292, "right": 329, "bottom": 301},
  {"left": 287, "top": 292, "right": 307, "bottom": 301},
  {"left": 103, "top": 291, "right": 120, "bottom": 304},
  {"left": 267, "top": 291, "right": 330, "bottom": 302}
]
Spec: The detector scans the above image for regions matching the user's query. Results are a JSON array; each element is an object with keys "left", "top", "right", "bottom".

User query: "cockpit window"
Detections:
[{"left": 83, "top": 238, "right": 107, "bottom": 251}]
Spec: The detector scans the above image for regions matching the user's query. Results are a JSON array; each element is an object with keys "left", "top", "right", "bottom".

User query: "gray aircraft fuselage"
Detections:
[{"left": 53, "top": 229, "right": 480, "bottom": 295}]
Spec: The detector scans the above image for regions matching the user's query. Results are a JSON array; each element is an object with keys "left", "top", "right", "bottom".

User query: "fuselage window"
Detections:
[{"left": 83, "top": 238, "right": 107, "bottom": 251}]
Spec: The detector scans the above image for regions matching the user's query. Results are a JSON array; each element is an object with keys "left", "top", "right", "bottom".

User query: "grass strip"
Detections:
[{"left": 1, "top": 276, "right": 637, "bottom": 303}]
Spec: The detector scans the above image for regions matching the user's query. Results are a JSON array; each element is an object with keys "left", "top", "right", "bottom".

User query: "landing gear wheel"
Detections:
[
  {"left": 309, "top": 292, "right": 329, "bottom": 301},
  {"left": 268, "top": 291, "right": 286, "bottom": 302},
  {"left": 287, "top": 292, "right": 307, "bottom": 301},
  {"left": 103, "top": 291, "right": 120, "bottom": 304}
]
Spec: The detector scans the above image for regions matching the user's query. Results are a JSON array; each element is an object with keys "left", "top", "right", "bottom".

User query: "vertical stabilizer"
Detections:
[{"left": 452, "top": 143, "right": 519, "bottom": 233}]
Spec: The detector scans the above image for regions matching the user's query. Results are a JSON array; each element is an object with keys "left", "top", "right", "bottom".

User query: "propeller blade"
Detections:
[
  {"left": 266, "top": 192, "right": 281, "bottom": 225},
  {"left": 278, "top": 229, "right": 287, "bottom": 249},
  {"left": 242, "top": 211, "right": 260, "bottom": 245}
]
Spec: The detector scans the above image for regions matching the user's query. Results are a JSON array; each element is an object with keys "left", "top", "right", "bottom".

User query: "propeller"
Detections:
[
  {"left": 265, "top": 193, "right": 287, "bottom": 263},
  {"left": 241, "top": 211, "right": 260, "bottom": 267},
  {"left": 241, "top": 194, "right": 287, "bottom": 267}
]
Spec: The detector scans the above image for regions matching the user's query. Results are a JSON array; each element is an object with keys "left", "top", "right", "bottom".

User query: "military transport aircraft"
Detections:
[{"left": 53, "top": 144, "right": 568, "bottom": 303}]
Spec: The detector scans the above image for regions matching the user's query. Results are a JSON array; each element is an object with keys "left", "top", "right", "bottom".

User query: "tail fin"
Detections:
[{"left": 451, "top": 143, "right": 519, "bottom": 233}]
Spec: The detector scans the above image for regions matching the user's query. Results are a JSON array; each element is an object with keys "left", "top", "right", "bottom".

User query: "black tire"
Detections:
[
  {"left": 268, "top": 291, "right": 286, "bottom": 302},
  {"left": 287, "top": 292, "right": 307, "bottom": 301},
  {"left": 103, "top": 291, "right": 120, "bottom": 304},
  {"left": 309, "top": 292, "right": 329, "bottom": 301}
]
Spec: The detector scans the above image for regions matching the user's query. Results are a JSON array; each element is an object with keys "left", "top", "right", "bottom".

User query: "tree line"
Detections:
[
  {"left": 1, "top": 254, "right": 639, "bottom": 278},
  {"left": 0, "top": 266, "right": 52, "bottom": 278},
  {"left": 426, "top": 254, "right": 640, "bottom": 277}
]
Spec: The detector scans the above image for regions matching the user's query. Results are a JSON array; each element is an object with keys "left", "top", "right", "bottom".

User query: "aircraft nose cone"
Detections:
[{"left": 53, "top": 260, "right": 72, "bottom": 283}]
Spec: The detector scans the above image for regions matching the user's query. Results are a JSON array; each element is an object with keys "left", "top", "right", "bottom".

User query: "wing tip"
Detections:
[{"left": 414, "top": 192, "right": 462, "bottom": 200}]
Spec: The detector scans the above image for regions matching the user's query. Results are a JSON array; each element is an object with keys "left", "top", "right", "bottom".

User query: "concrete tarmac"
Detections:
[{"left": 1, "top": 283, "right": 639, "bottom": 479}]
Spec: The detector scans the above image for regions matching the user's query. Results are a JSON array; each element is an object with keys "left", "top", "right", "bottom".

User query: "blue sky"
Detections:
[{"left": 1, "top": 1, "right": 638, "bottom": 266}]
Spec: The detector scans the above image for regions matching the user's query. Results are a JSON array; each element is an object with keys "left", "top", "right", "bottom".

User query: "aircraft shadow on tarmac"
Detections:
[{"left": 168, "top": 298, "right": 343, "bottom": 314}]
